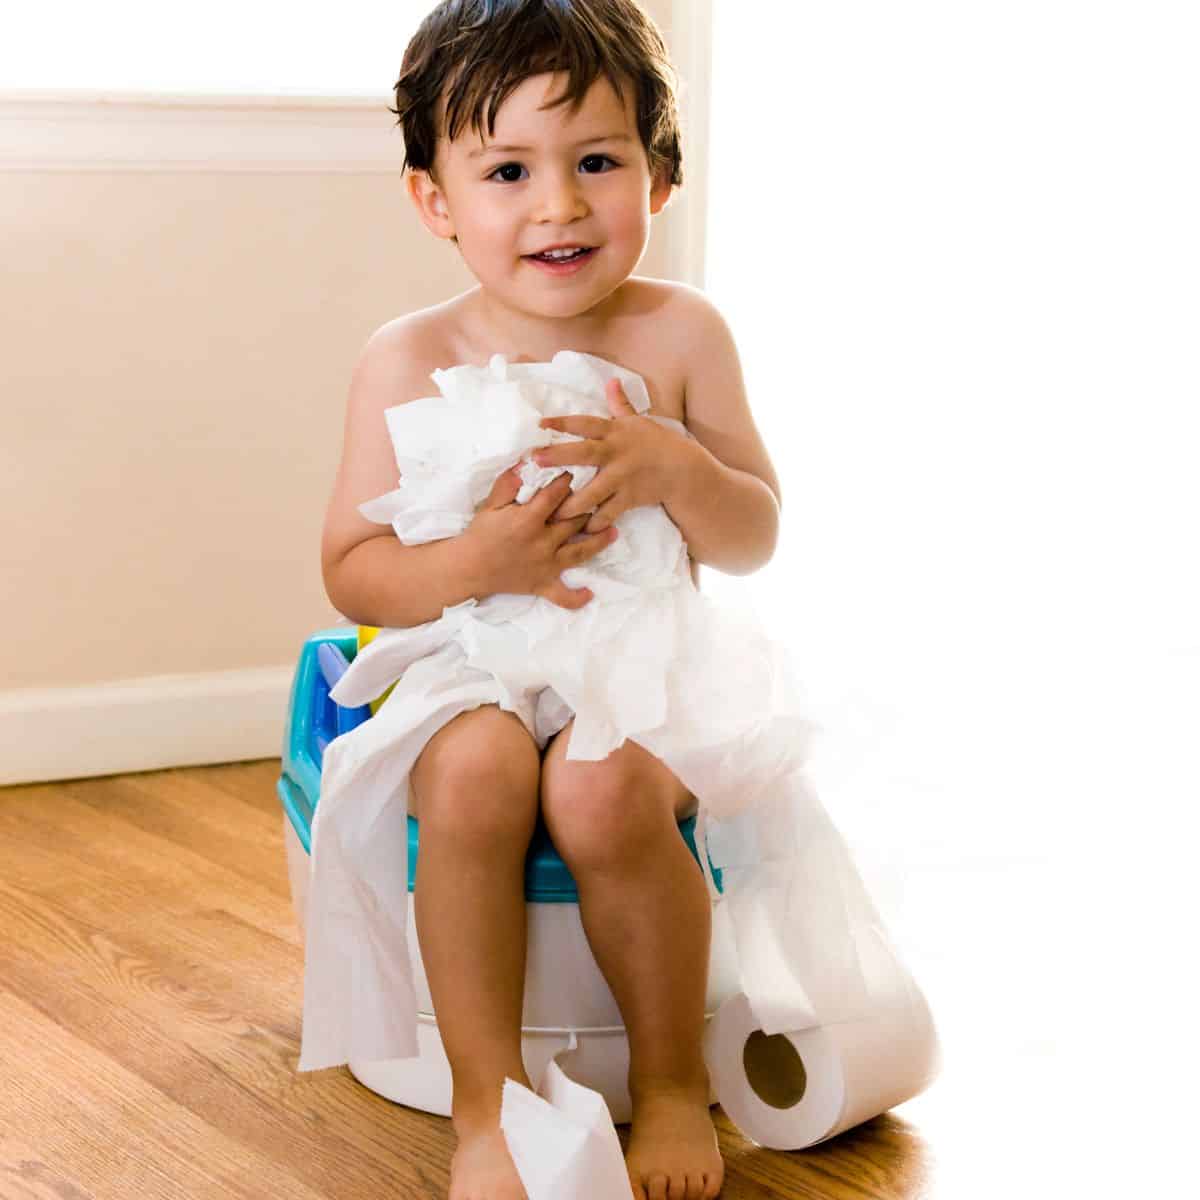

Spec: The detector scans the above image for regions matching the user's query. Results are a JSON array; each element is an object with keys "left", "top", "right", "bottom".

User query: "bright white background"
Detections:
[
  {"left": 705, "top": 0, "right": 1198, "bottom": 881},
  {"left": 705, "top": 2, "right": 1198, "bottom": 1189}
]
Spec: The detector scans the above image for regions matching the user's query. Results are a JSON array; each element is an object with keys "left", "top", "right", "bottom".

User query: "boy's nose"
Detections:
[{"left": 534, "top": 170, "right": 589, "bottom": 224}]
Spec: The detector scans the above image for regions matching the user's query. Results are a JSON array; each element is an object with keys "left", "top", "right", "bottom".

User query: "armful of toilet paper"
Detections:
[{"left": 356, "top": 352, "right": 697, "bottom": 549}]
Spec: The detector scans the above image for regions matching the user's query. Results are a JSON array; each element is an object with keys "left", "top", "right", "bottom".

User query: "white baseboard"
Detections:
[{"left": 0, "top": 666, "right": 293, "bottom": 786}]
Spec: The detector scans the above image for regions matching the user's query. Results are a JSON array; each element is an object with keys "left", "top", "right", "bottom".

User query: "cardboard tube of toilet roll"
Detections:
[{"left": 703, "top": 979, "right": 941, "bottom": 1150}]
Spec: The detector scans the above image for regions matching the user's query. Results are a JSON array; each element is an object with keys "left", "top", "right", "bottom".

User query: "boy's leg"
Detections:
[
  {"left": 410, "top": 704, "right": 541, "bottom": 1198},
  {"left": 539, "top": 722, "right": 724, "bottom": 1200}
]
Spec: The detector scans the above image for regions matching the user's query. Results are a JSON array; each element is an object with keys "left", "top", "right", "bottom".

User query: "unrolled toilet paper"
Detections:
[
  {"left": 500, "top": 1040, "right": 631, "bottom": 1200},
  {"left": 704, "top": 980, "right": 941, "bottom": 1151}
]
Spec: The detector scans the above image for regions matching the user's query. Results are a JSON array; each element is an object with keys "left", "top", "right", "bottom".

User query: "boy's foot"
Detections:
[
  {"left": 448, "top": 1122, "right": 529, "bottom": 1200},
  {"left": 625, "top": 1078, "right": 725, "bottom": 1200}
]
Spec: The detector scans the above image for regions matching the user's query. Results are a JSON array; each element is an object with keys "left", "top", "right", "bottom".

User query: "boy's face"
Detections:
[{"left": 407, "top": 70, "right": 673, "bottom": 322}]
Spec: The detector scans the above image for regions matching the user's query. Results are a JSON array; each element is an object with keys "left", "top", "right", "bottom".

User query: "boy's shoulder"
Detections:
[
  {"left": 620, "top": 275, "right": 715, "bottom": 321},
  {"left": 623, "top": 278, "right": 732, "bottom": 352},
  {"left": 361, "top": 305, "right": 457, "bottom": 375}
]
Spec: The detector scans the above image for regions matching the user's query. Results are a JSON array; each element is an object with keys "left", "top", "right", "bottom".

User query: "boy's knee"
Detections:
[
  {"left": 541, "top": 757, "right": 660, "bottom": 871},
  {"left": 411, "top": 707, "right": 540, "bottom": 843}
]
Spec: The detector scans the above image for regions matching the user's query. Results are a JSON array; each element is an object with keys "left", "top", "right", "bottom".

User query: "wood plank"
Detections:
[
  {"left": 59, "top": 770, "right": 291, "bottom": 899},
  {"left": 0, "top": 947, "right": 442, "bottom": 1198},
  {"left": 0, "top": 1136, "right": 98, "bottom": 1200},
  {"left": 0, "top": 986, "right": 328, "bottom": 1200},
  {"left": 189, "top": 760, "right": 289, "bottom": 818},
  {"left": 0, "top": 784, "right": 299, "bottom": 945}
]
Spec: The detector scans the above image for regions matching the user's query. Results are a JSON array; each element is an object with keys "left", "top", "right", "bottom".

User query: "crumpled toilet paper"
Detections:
[
  {"left": 298, "top": 350, "right": 922, "bottom": 1109},
  {"left": 500, "top": 1041, "right": 631, "bottom": 1200}
]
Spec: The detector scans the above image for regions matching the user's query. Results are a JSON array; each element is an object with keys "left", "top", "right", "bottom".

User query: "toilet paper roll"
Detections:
[{"left": 704, "top": 980, "right": 941, "bottom": 1150}]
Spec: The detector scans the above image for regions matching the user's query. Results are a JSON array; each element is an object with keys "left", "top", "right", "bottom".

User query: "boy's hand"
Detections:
[
  {"left": 533, "top": 380, "right": 694, "bottom": 532},
  {"left": 462, "top": 466, "right": 618, "bottom": 610}
]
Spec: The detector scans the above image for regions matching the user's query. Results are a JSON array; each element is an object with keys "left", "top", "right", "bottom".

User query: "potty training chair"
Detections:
[{"left": 277, "top": 626, "right": 740, "bottom": 1125}]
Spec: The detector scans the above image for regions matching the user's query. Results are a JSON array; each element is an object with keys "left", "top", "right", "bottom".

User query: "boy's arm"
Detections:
[
  {"left": 664, "top": 291, "right": 782, "bottom": 576},
  {"left": 321, "top": 322, "right": 492, "bottom": 628}
]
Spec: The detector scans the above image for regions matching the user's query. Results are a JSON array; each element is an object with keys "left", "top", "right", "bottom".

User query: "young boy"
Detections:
[{"left": 320, "top": 3, "right": 782, "bottom": 1197}]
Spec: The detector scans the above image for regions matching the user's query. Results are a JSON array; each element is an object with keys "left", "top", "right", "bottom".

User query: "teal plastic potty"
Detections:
[{"left": 278, "top": 628, "right": 739, "bottom": 1122}]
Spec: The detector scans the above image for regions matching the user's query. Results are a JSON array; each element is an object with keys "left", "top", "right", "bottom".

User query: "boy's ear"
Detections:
[
  {"left": 649, "top": 169, "right": 675, "bottom": 216},
  {"left": 406, "top": 168, "right": 456, "bottom": 241}
]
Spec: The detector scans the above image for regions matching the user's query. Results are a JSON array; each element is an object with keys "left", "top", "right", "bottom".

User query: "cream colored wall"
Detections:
[
  {"left": 2, "top": 171, "right": 465, "bottom": 688},
  {"left": 0, "top": 0, "right": 709, "bottom": 782}
]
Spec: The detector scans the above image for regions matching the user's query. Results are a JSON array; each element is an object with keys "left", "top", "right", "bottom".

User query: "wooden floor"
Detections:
[{"left": 0, "top": 760, "right": 937, "bottom": 1199}]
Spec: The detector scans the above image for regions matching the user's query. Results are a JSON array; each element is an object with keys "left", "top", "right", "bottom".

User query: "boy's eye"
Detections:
[
  {"left": 580, "top": 154, "right": 616, "bottom": 173},
  {"left": 491, "top": 162, "right": 526, "bottom": 183},
  {"left": 486, "top": 154, "right": 618, "bottom": 183}
]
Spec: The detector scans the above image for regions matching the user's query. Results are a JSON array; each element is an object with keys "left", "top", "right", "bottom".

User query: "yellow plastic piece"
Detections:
[{"left": 357, "top": 625, "right": 395, "bottom": 714}]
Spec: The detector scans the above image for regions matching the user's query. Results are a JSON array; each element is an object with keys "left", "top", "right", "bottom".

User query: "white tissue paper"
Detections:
[
  {"left": 297, "top": 350, "right": 935, "bottom": 1186},
  {"left": 499, "top": 1042, "right": 631, "bottom": 1200}
]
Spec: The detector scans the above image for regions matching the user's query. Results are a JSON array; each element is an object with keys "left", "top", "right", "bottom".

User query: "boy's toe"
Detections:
[
  {"left": 685, "top": 1173, "right": 706, "bottom": 1199},
  {"left": 646, "top": 1173, "right": 669, "bottom": 1200}
]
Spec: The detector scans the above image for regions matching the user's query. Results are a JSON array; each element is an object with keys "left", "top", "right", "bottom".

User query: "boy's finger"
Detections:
[
  {"left": 552, "top": 513, "right": 593, "bottom": 545},
  {"left": 545, "top": 580, "right": 593, "bottom": 610},
  {"left": 482, "top": 465, "right": 523, "bottom": 507},
  {"left": 558, "top": 483, "right": 614, "bottom": 523},
  {"left": 491, "top": 464, "right": 521, "bottom": 487},
  {"left": 530, "top": 472, "right": 574, "bottom": 512}
]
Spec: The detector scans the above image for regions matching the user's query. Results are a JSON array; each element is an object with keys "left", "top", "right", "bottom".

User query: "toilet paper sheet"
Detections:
[
  {"left": 500, "top": 1048, "right": 631, "bottom": 1200},
  {"left": 298, "top": 350, "right": 936, "bottom": 1147}
]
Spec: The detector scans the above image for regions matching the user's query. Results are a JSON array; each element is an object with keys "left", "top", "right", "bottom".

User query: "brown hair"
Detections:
[{"left": 389, "top": 0, "right": 684, "bottom": 190}]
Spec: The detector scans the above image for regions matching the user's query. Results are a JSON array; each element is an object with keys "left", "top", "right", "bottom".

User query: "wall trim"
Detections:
[
  {"left": 0, "top": 89, "right": 404, "bottom": 173},
  {"left": 0, "top": 666, "right": 292, "bottom": 786}
]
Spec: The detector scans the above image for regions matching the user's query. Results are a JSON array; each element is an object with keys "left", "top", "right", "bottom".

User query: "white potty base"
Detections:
[
  {"left": 347, "top": 1013, "right": 719, "bottom": 1125},
  {"left": 285, "top": 814, "right": 732, "bottom": 1122}
]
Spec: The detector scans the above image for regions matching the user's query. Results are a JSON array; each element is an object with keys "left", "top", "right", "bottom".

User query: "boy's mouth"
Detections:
[{"left": 523, "top": 246, "right": 598, "bottom": 273}]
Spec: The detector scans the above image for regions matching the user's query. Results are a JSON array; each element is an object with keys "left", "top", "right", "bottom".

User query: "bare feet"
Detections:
[
  {"left": 449, "top": 1078, "right": 532, "bottom": 1200},
  {"left": 625, "top": 1078, "right": 725, "bottom": 1200},
  {"left": 448, "top": 1122, "right": 529, "bottom": 1200}
]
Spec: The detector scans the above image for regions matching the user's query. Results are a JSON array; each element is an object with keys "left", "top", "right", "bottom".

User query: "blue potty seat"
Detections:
[{"left": 277, "top": 627, "right": 725, "bottom": 901}]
